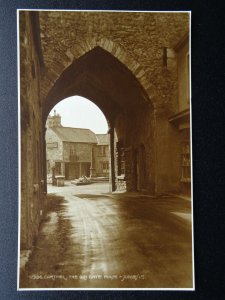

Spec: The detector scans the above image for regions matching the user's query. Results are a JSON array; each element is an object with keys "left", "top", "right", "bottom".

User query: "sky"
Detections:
[{"left": 49, "top": 96, "right": 108, "bottom": 134}]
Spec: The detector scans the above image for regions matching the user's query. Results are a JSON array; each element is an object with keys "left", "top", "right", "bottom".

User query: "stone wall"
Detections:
[
  {"left": 115, "top": 107, "right": 156, "bottom": 193},
  {"left": 46, "top": 128, "right": 63, "bottom": 170},
  {"left": 20, "top": 11, "right": 45, "bottom": 250},
  {"left": 177, "top": 36, "right": 190, "bottom": 112},
  {"left": 94, "top": 145, "right": 110, "bottom": 177},
  {"left": 177, "top": 36, "right": 191, "bottom": 194},
  {"left": 67, "top": 143, "right": 93, "bottom": 163},
  {"left": 154, "top": 112, "right": 181, "bottom": 194},
  {"left": 20, "top": 12, "right": 191, "bottom": 247},
  {"left": 39, "top": 11, "right": 189, "bottom": 113},
  {"left": 46, "top": 129, "right": 111, "bottom": 178},
  {"left": 37, "top": 11, "right": 190, "bottom": 195}
]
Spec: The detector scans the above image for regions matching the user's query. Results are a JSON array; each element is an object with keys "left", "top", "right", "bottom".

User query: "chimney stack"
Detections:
[{"left": 46, "top": 110, "right": 62, "bottom": 128}]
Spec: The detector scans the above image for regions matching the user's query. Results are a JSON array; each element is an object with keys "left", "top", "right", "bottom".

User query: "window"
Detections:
[
  {"left": 99, "top": 145, "right": 106, "bottom": 156},
  {"left": 70, "top": 144, "right": 76, "bottom": 155},
  {"left": 102, "top": 161, "right": 109, "bottom": 173},
  {"left": 181, "top": 129, "right": 191, "bottom": 182},
  {"left": 47, "top": 160, "right": 51, "bottom": 174}
]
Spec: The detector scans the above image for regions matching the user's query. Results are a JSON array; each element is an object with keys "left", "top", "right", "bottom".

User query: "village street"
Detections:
[{"left": 20, "top": 182, "right": 193, "bottom": 289}]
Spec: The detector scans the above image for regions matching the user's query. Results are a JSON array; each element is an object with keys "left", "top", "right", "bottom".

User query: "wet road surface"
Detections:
[{"left": 20, "top": 182, "right": 193, "bottom": 289}]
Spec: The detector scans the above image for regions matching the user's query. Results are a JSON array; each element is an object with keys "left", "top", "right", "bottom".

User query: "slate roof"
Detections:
[
  {"left": 52, "top": 127, "right": 97, "bottom": 143},
  {"left": 96, "top": 134, "right": 109, "bottom": 145}
]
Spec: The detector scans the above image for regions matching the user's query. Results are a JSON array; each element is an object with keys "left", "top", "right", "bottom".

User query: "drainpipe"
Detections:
[
  {"left": 79, "top": 162, "right": 82, "bottom": 178},
  {"left": 43, "top": 126, "right": 47, "bottom": 193},
  {"left": 90, "top": 145, "right": 95, "bottom": 178},
  {"left": 109, "top": 125, "right": 116, "bottom": 192}
]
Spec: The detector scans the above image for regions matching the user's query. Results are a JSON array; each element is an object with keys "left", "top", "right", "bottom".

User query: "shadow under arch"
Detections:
[
  {"left": 40, "top": 35, "right": 155, "bottom": 107},
  {"left": 42, "top": 46, "right": 155, "bottom": 193},
  {"left": 43, "top": 46, "right": 152, "bottom": 124}
]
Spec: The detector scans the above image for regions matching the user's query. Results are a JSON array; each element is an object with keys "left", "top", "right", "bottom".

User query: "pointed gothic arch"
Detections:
[{"left": 41, "top": 38, "right": 155, "bottom": 108}]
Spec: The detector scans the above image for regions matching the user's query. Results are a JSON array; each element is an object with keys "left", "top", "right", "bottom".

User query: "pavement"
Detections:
[{"left": 19, "top": 182, "right": 193, "bottom": 289}]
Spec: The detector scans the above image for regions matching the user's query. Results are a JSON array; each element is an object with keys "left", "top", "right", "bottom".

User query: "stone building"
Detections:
[
  {"left": 19, "top": 10, "right": 191, "bottom": 250},
  {"left": 168, "top": 33, "right": 191, "bottom": 195},
  {"left": 95, "top": 134, "right": 110, "bottom": 177},
  {"left": 46, "top": 111, "right": 110, "bottom": 179}
]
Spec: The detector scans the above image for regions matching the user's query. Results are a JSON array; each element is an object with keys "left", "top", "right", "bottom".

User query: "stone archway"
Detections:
[
  {"left": 19, "top": 10, "right": 190, "bottom": 251},
  {"left": 40, "top": 37, "right": 155, "bottom": 108},
  {"left": 42, "top": 45, "right": 155, "bottom": 194}
]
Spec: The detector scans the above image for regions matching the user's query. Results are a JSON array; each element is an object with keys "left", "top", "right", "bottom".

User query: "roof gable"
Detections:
[
  {"left": 96, "top": 134, "right": 109, "bottom": 145},
  {"left": 51, "top": 127, "right": 97, "bottom": 143}
]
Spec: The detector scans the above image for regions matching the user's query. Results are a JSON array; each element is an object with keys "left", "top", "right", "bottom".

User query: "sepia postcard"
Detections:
[{"left": 18, "top": 9, "right": 194, "bottom": 290}]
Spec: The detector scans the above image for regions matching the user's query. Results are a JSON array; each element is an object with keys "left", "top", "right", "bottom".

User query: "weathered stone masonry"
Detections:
[
  {"left": 20, "top": 10, "right": 190, "bottom": 250},
  {"left": 38, "top": 11, "right": 189, "bottom": 195},
  {"left": 45, "top": 114, "right": 110, "bottom": 180},
  {"left": 20, "top": 11, "right": 46, "bottom": 249}
]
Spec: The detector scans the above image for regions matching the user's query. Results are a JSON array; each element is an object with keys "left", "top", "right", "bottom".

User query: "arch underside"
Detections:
[
  {"left": 43, "top": 45, "right": 155, "bottom": 193},
  {"left": 43, "top": 46, "right": 153, "bottom": 125}
]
